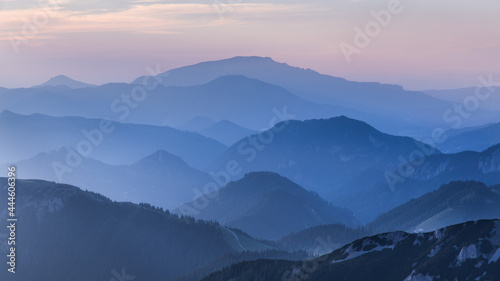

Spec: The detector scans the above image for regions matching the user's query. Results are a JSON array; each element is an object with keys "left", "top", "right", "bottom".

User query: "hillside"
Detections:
[
  {"left": 276, "top": 224, "right": 369, "bottom": 255},
  {"left": 177, "top": 172, "right": 357, "bottom": 240},
  {"left": 202, "top": 220, "right": 500, "bottom": 281},
  {"left": 0, "top": 178, "right": 301, "bottom": 281}
]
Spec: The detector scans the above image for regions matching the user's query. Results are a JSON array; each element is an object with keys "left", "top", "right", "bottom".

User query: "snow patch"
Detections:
[
  {"left": 431, "top": 229, "right": 444, "bottom": 241},
  {"left": 403, "top": 270, "right": 434, "bottom": 281},
  {"left": 413, "top": 238, "right": 422, "bottom": 246},
  {"left": 475, "top": 272, "right": 487, "bottom": 281},
  {"left": 332, "top": 233, "right": 406, "bottom": 264},
  {"left": 331, "top": 244, "right": 393, "bottom": 264},
  {"left": 489, "top": 248, "right": 500, "bottom": 264},
  {"left": 490, "top": 221, "right": 500, "bottom": 246},
  {"left": 428, "top": 245, "right": 441, "bottom": 257},
  {"left": 457, "top": 244, "right": 479, "bottom": 265}
]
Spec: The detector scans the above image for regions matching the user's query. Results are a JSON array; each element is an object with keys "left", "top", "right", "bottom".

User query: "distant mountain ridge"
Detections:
[
  {"left": 198, "top": 120, "right": 257, "bottom": 146},
  {"left": 0, "top": 111, "right": 226, "bottom": 169},
  {"left": 1, "top": 149, "right": 212, "bottom": 209},
  {"left": 178, "top": 118, "right": 258, "bottom": 146},
  {"left": 338, "top": 144, "right": 500, "bottom": 221},
  {"left": 132, "top": 56, "right": 500, "bottom": 135},
  {"left": 436, "top": 122, "right": 500, "bottom": 153},
  {"left": 33, "top": 75, "right": 96, "bottom": 89},
  {"left": 369, "top": 181, "right": 500, "bottom": 233},
  {"left": 0, "top": 75, "right": 366, "bottom": 131},
  {"left": 424, "top": 86, "right": 500, "bottom": 112}
]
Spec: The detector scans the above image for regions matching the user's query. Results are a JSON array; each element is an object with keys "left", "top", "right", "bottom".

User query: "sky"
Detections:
[{"left": 0, "top": 0, "right": 499, "bottom": 90}]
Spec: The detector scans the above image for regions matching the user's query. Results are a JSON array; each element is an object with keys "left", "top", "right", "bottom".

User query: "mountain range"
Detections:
[
  {"left": 203, "top": 220, "right": 500, "bottom": 281},
  {"left": 3, "top": 57, "right": 499, "bottom": 137},
  {"left": 271, "top": 180, "right": 500, "bottom": 255},
  {"left": 338, "top": 144, "right": 500, "bottom": 222},
  {"left": 5, "top": 109, "right": 500, "bottom": 223},
  {"left": 177, "top": 172, "right": 358, "bottom": 240},
  {"left": 0, "top": 178, "right": 303, "bottom": 281},
  {"left": 369, "top": 181, "right": 500, "bottom": 233},
  {"left": 1, "top": 149, "right": 212, "bottom": 209},
  {"left": 208, "top": 116, "right": 441, "bottom": 220},
  {"left": 0, "top": 111, "right": 225, "bottom": 169},
  {"left": 0, "top": 74, "right": 363, "bottom": 131},
  {"left": 195, "top": 120, "right": 257, "bottom": 146},
  {"left": 425, "top": 86, "right": 500, "bottom": 112},
  {"left": 133, "top": 56, "right": 500, "bottom": 135},
  {"left": 436, "top": 122, "right": 500, "bottom": 153},
  {"left": 2, "top": 56, "right": 500, "bottom": 280},
  {"left": 176, "top": 117, "right": 258, "bottom": 146}
]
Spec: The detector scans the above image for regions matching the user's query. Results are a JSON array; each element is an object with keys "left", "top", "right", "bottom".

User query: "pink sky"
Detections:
[{"left": 0, "top": 0, "right": 499, "bottom": 90}]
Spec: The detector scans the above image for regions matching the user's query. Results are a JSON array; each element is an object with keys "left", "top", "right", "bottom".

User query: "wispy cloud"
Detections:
[{"left": 0, "top": 2, "right": 317, "bottom": 40}]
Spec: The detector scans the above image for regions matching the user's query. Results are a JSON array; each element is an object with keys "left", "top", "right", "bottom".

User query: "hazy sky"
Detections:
[{"left": 0, "top": 0, "right": 499, "bottom": 90}]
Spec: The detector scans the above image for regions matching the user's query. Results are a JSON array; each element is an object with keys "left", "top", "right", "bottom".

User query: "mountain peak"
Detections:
[
  {"left": 33, "top": 75, "right": 96, "bottom": 89},
  {"left": 179, "top": 171, "right": 358, "bottom": 240},
  {"left": 225, "top": 56, "right": 276, "bottom": 63},
  {"left": 0, "top": 110, "right": 17, "bottom": 117},
  {"left": 133, "top": 150, "right": 187, "bottom": 167}
]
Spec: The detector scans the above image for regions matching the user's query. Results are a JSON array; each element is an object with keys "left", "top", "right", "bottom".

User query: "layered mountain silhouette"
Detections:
[
  {"left": 370, "top": 181, "right": 500, "bottom": 233},
  {"left": 132, "top": 56, "right": 499, "bottom": 135},
  {"left": 436, "top": 122, "right": 500, "bottom": 153},
  {"left": 197, "top": 120, "right": 257, "bottom": 146},
  {"left": 0, "top": 75, "right": 364, "bottom": 131},
  {"left": 2, "top": 56, "right": 500, "bottom": 280},
  {"left": 177, "top": 172, "right": 358, "bottom": 240},
  {"left": 3, "top": 149, "right": 212, "bottom": 209},
  {"left": 337, "top": 144, "right": 500, "bottom": 222},
  {"left": 178, "top": 118, "right": 257, "bottom": 146},
  {"left": 209, "top": 116, "right": 440, "bottom": 212},
  {"left": 0, "top": 111, "right": 225, "bottom": 169},
  {"left": 425, "top": 86, "right": 500, "bottom": 112},
  {"left": 203, "top": 220, "right": 500, "bottom": 281},
  {"left": 0, "top": 178, "right": 303, "bottom": 281},
  {"left": 179, "top": 116, "right": 218, "bottom": 131},
  {"left": 4, "top": 58, "right": 498, "bottom": 137}
]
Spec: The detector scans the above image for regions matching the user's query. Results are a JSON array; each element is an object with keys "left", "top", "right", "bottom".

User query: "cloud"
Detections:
[{"left": 0, "top": 2, "right": 319, "bottom": 41}]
